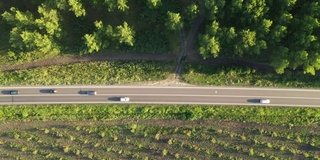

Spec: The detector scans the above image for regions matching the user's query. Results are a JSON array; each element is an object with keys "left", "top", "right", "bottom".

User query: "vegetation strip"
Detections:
[
  {"left": 0, "top": 104, "right": 319, "bottom": 126},
  {"left": 0, "top": 61, "right": 175, "bottom": 86},
  {"left": 182, "top": 63, "right": 320, "bottom": 88}
]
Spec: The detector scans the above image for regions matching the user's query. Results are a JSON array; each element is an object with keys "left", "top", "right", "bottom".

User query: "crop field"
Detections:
[
  {"left": 0, "top": 119, "right": 319, "bottom": 159},
  {"left": 0, "top": 104, "right": 319, "bottom": 159}
]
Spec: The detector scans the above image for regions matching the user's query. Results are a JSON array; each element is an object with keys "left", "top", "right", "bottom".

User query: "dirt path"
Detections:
[
  {"left": 174, "top": 10, "right": 205, "bottom": 78},
  {"left": 0, "top": 53, "right": 177, "bottom": 72}
]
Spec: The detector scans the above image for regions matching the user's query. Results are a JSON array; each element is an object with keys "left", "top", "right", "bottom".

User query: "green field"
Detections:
[{"left": 0, "top": 104, "right": 319, "bottom": 159}]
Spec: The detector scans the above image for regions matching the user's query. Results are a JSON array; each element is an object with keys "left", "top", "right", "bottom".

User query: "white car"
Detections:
[
  {"left": 260, "top": 99, "right": 270, "bottom": 104},
  {"left": 120, "top": 97, "right": 130, "bottom": 102}
]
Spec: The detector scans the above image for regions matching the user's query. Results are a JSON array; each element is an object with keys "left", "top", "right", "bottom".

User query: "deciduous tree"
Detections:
[
  {"left": 165, "top": 11, "right": 183, "bottom": 31},
  {"left": 115, "top": 21, "right": 135, "bottom": 46},
  {"left": 67, "top": 0, "right": 86, "bottom": 17},
  {"left": 35, "top": 4, "right": 61, "bottom": 36},
  {"left": 147, "top": 0, "right": 162, "bottom": 8}
]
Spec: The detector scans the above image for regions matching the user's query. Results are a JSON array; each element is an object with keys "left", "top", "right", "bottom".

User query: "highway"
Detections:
[{"left": 0, "top": 86, "right": 320, "bottom": 107}]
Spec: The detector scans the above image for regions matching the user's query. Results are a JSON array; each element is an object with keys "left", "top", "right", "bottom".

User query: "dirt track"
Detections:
[{"left": 0, "top": 53, "right": 178, "bottom": 72}]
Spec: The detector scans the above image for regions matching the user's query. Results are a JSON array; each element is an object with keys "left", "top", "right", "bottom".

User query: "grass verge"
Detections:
[
  {"left": 1, "top": 104, "right": 319, "bottom": 126},
  {"left": 0, "top": 60, "right": 175, "bottom": 86},
  {"left": 181, "top": 63, "right": 320, "bottom": 88}
]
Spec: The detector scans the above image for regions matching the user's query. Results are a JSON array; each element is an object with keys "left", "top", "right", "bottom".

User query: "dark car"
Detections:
[
  {"left": 10, "top": 90, "right": 19, "bottom": 95},
  {"left": 48, "top": 89, "right": 57, "bottom": 93}
]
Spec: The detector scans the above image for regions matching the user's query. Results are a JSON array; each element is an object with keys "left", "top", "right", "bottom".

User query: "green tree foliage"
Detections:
[
  {"left": 52, "top": 0, "right": 68, "bottom": 10},
  {"left": 1, "top": 0, "right": 319, "bottom": 75},
  {"left": 115, "top": 22, "right": 135, "bottom": 46},
  {"left": 165, "top": 11, "right": 183, "bottom": 31},
  {"left": 2, "top": 7, "right": 35, "bottom": 28},
  {"left": 204, "top": 0, "right": 225, "bottom": 20},
  {"left": 199, "top": 35, "right": 220, "bottom": 59},
  {"left": 45, "top": 0, "right": 85, "bottom": 17},
  {"left": 83, "top": 21, "right": 114, "bottom": 53},
  {"left": 91, "top": 0, "right": 129, "bottom": 12},
  {"left": 200, "top": 0, "right": 320, "bottom": 75},
  {"left": 35, "top": 4, "right": 61, "bottom": 36},
  {"left": 147, "top": 0, "right": 162, "bottom": 8},
  {"left": 19, "top": 30, "right": 59, "bottom": 54},
  {"left": 2, "top": 6, "right": 60, "bottom": 60},
  {"left": 184, "top": 3, "right": 199, "bottom": 23},
  {"left": 234, "top": 29, "right": 257, "bottom": 56},
  {"left": 275, "top": 1, "right": 320, "bottom": 75},
  {"left": 271, "top": 46, "right": 290, "bottom": 74},
  {"left": 117, "top": 0, "right": 129, "bottom": 11},
  {"left": 83, "top": 21, "right": 135, "bottom": 53},
  {"left": 8, "top": 28, "right": 60, "bottom": 60},
  {"left": 199, "top": 21, "right": 221, "bottom": 58},
  {"left": 84, "top": 34, "right": 101, "bottom": 53},
  {"left": 67, "top": 0, "right": 86, "bottom": 17},
  {"left": 200, "top": 0, "right": 270, "bottom": 58}
]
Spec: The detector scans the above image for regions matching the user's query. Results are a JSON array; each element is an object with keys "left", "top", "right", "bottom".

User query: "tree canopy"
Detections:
[
  {"left": 199, "top": 0, "right": 320, "bottom": 75},
  {"left": 0, "top": 0, "right": 319, "bottom": 75}
]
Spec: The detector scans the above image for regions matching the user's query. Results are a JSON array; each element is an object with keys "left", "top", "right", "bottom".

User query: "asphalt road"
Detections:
[{"left": 0, "top": 86, "right": 320, "bottom": 107}]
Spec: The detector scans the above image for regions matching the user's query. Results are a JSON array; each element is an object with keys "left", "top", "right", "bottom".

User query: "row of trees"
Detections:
[
  {"left": 199, "top": 0, "right": 320, "bottom": 74},
  {"left": 0, "top": 0, "right": 190, "bottom": 61},
  {"left": 1, "top": 0, "right": 319, "bottom": 75}
]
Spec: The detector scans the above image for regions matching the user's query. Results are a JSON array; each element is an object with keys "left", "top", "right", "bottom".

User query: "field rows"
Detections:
[{"left": 0, "top": 120, "right": 318, "bottom": 159}]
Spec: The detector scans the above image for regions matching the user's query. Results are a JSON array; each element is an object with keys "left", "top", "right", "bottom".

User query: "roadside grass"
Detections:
[
  {"left": 0, "top": 104, "right": 319, "bottom": 159},
  {"left": 181, "top": 63, "right": 320, "bottom": 88},
  {"left": 0, "top": 60, "right": 175, "bottom": 86},
  {"left": 0, "top": 104, "right": 319, "bottom": 126}
]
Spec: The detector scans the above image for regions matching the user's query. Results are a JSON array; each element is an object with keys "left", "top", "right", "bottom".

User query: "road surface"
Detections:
[{"left": 0, "top": 86, "right": 319, "bottom": 107}]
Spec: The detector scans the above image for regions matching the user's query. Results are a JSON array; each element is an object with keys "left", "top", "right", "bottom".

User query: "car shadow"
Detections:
[
  {"left": 108, "top": 97, "right": 120, "bottom": 101},
  {"left": 39, "top": 89, "right": 52, "bottom": 94},
  {"left": 1, "top": 90, "right": 11, "bottom": 94},
  {"left": 247, "top": 99, "right": 261, "bottom": 103},
  {"left": 78, "top": 91, "right": 88, "bottom": 95}
]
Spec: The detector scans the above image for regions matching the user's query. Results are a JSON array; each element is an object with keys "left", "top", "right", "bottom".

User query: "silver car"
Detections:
[
  {"left": 260, "top": 99, "right": 270, "bottom": 104},
  {"left": 120, "top": 97, "right": 130, "bottom": 102},
  {"left": 87, "top": 91, "right": 97, "bottom": 95}
]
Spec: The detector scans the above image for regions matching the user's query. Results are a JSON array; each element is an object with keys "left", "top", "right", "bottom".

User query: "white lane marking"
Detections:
[
  {"left": 1, "top": 86, "right": 320, "bottom": 92},
  {"left": 1, "top": 94, "right": 320, "bottom": 100},
  {"left": 0, "top": 101, "right": 318, "bottom": 107}
]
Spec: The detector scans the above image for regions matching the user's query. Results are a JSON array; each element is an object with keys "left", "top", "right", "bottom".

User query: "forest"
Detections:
[{"left": 0, "top": 0, "right": 319, "bottom": 75}]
